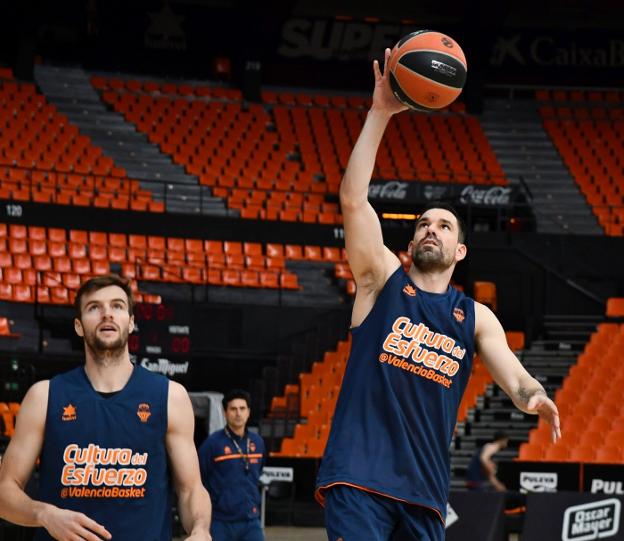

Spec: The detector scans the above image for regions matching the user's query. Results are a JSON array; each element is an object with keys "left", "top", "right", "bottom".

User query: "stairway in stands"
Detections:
[
  {"left": 481, "top": 98, "right": 601, "bottom": 235},
  {"left": 33, "top": 66, "right": 227, "bottom": 215},
  {"left": 450, "top": 313, "right": 601, "bottom": 488}
]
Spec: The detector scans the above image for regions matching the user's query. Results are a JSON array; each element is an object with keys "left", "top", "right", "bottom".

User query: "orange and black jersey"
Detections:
[
  {"left": 36, "top": 366, "right": 171, "bottom": 541},
  {"left": 316, "top": 267, "right": 476, "bottom": 523}
]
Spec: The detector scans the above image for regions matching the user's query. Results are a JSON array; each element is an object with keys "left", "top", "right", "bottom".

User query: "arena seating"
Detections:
[
  {"left": 519, "top": 321, "right": 624, "bottom": 463},
  {"left": 1, "top": 74, "right": 509, "bottom": 224},
  {"left": 537, "top": 89, "right": 624, "bottom": 236},
  {"left": 0, "top": 223, "right": 357, "bottom": 310},
  {"left": 0, "top": 81, "right": 164, "bottom": 211},
  {"left": 95, "top": 78, "right": 506, "bottom": 224},
  {"left": 271, "top": 338, "right": 350, "bottom": 458}
]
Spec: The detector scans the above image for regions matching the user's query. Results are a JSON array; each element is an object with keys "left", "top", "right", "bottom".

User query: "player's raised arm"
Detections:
[{"left": 340, "top": 48, "right": 407, "bottom": 306}]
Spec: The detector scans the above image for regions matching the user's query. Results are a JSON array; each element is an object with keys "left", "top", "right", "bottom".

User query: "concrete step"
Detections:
[
  {"left": 529, "top": 186, "right": 583, "bottom": 194},
  {"left": 498, "top": 156, "right": 566, "bottom": 166},
  {"left": 493, "top": 148, "right": 557, "bottom": 158},
  {"left": 486, "top": 132, "right": 551, "bottom": 142},
  {"left": 503, "top": 164, "right": 571, "bottom": 174},
  {"left": 482, "top": 120, "right": 545, "bottom": 130},
  {"left": 519, "top": 173, "right": 576, "bottom": 182}
]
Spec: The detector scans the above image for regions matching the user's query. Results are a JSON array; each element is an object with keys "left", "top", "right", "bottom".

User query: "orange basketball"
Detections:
[{"left": 388, "top": 30, "right": 467, "bottom": 111}]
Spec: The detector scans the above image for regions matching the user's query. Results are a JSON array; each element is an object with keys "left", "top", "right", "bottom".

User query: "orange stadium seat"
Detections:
[
  {"left": 474, "top": 281, "right": 497, "bottom": 311},
  {"left": 606, "top": 298, "right": 624, "bottom": 317},
  {"left": 518, "top": 443, "right": 543, "bottom": 461},
  {"left": 595, "top": 446, "right": 623, "bottom": 464}
]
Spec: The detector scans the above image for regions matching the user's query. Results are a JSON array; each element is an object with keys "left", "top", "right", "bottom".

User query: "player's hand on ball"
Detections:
[{"left": 372, "top": 48, "right": 408, "bottom": 116}]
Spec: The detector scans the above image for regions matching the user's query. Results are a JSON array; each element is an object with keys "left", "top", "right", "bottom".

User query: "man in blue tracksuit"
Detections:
[{"left": 198, "top": 390, "right": 265, "bottom": 541}]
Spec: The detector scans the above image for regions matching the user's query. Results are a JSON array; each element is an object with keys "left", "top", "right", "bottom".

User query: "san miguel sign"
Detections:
[{"left": 368, "top": 180, "right": 515, "bottom": 207}]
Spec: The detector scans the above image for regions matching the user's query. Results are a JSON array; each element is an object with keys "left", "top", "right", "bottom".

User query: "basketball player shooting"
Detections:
[
  {"left": 0, "top": 275, "right": 212, "bottom": 540},
  {"left": 315, "top": 48, "right": 561, "bottom": 541}
]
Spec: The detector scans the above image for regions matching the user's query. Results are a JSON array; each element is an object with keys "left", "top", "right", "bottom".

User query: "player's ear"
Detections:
[
  {"left": 129, "top": 315, "right": 135, "bottom": 334},
  {"left": 455, "top": 242, "right": 467, "bottom": 262},
  {"left": 407, "top": 239, "right": 414, "bottom": 257},
  {"left": 74, "top": 318, "right": 84, "bottom": 337}
]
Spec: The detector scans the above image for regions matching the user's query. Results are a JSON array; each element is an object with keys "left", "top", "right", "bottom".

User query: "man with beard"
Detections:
[
  {"left": 315, "top": 49, "right": 561, "bottom": 541},
  {"left": 0, "top": 274, "right": 212, "bottom": 541}
]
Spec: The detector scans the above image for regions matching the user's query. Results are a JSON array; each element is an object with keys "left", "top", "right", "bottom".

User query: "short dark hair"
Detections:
[
  {"left": 493, "top": 430, "right": 509, "bottom": 442},
  {"left": 74, "top": 274, "right": 134, "bottom": 317},
  {"left": 417, "top": 202, "right": 467, "bottom": 244},
  {"left": 222, "top": 389, "right": 251, "bottom": 410}
]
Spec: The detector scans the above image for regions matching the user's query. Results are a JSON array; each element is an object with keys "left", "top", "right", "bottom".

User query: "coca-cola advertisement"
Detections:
[
  {"left": 460, "top": 186, "right": 513, "bottom": 206},
  {"left": 368, "top": 180, "right": 517, "bottom": 208}
]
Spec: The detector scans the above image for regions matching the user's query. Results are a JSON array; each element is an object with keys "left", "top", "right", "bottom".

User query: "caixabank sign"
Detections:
[{"left": 523, "top": 493, "right": 624, "bottom": 541}]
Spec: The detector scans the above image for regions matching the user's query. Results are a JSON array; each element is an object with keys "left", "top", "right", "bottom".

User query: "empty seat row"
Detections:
[{"left": 536, "top": 89, "right": 624, "bottom": 103}]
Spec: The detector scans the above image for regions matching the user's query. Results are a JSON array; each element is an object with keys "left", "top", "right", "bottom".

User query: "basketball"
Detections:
[{"left": 387, "top": 30, "right": 467, "bottom": 111}]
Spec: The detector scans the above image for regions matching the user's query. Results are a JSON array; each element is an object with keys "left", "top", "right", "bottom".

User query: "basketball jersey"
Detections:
[
  {"left": 466, "top": 445, "right": 487, "bottom": 487},
  {"left": 35, "top": 365, "right": 172, "bottom": 541},
  {"left": 316, "top": 267, "right": 476, "bottom": 522}
]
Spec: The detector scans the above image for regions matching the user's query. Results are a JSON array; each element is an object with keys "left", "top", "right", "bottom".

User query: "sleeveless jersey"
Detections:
[
  {"left": 466, "top": 445, "right": 487, "bottom": 488},
  {"left": 35, "top": 365, "right": 172, "bottom": 541},
  {"left": 316, "top": 267, "right": 476, "bottom": 522}
]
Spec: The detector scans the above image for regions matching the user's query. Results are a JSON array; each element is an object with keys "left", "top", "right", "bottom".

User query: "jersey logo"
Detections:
[
  {"left": 136, "top": 403, "right": 151, "bottom": 423},
  {"left": 453, "top": 307, "right": 465, "bottom": 323},
  {"left": 224, "top": 446, "right": 232, "bottom": 454},
  {"left": 62, "top": 404, "right": 77, "bottom": 421},
  {"left": 403, "top": 284, "right": 416, "bottom": 296},
  {"left": 250, "top": 441, "right": 256, "bottom": 452}
]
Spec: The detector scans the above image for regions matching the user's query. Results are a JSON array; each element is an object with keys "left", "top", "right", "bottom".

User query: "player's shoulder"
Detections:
[
  {"left": 25, "top": 380, "right": 50, "bottom": 402},
  {"left": 166, "top": 380, "right": 194, "bottom": 420},
  {"left": 473, "top": 301, "right": 498, "bottom": 322},
  {"left": 166, "top": 379, "right": 189, "bottom": 399},
  {"left": 18, "top": 380, "right": 50, "bottom": 419},
  {"left": 473, "top": 301, "right": 505, "bottom": 337}
]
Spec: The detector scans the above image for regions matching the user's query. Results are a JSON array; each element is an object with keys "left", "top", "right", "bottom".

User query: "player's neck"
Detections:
[
  {"left": 84, "top": 354, "right": 134, "bottom": 393},
  {"left": 227, "top": 424, "right": 246, "bottom": 437},
  {"left": 409, "top": 266, "right": 452, "bottom": 294}
]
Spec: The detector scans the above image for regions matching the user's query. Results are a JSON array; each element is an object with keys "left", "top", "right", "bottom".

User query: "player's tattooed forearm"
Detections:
[{"left": 517, "top": 386, "right": 546, "bottom": 405}]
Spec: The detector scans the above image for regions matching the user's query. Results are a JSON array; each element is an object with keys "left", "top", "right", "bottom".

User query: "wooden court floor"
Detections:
[{"left": 175, "top": 527, "right": 327, "bottom": 540}]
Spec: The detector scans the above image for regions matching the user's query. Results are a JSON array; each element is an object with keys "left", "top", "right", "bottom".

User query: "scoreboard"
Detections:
[{"left": 129, "top": 302, "right": 192, "bottom": 378}]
